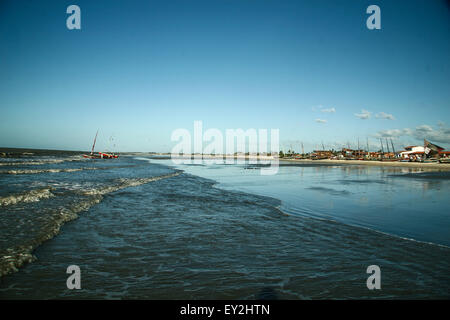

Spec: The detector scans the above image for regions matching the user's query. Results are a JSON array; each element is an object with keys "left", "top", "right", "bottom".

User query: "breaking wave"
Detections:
[
  {"left": 0, "top": 164, "right": 140, "bottom": 175},
  {"left": 0, "top": 188, "right": 54, "bottom": 207},
  {"left": 81, "top": 172, "right": 182, "bottom": 196},
  {"left": 0, "top": 171, "right": 182, "bottom": 278},
  {"left": 0, "top": 158, "right": 83, "bottom": 166},
  {"left": 1, "top": 168, "right": 98, "bottom": 175}
]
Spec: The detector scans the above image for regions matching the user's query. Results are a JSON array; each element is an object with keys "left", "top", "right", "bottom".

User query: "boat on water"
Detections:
[{"left": 83, "top": 131, "right": 119, "bottom": 159}]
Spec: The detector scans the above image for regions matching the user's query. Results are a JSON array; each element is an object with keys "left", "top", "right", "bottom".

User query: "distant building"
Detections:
[
  {"left": 439, "top": 151, "right": 450, "bottom": 158},
  {"left": 399, "top": 146, "right": 425, "bottom": 160},
  {"left": 342, "top": 148, "right": 354, "bottom": 157},
  {"left": 341, "top": 148, "right": 366, "bottom": 158},
  {"left": 311, "top": 150, "right": 333, "bottom": 159},
  {"left": 399, "top": 144, "right": 448, "bottom": 160}
]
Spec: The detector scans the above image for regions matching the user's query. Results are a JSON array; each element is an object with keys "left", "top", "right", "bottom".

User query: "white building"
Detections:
[{"left": 399, "top": 146, "right": 426, "bottom": 160}]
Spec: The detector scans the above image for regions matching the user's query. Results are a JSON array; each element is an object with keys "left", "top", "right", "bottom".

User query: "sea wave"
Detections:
[
  {"left": 0, "top": 160, "right": 64, "bottom": 166},
  {"left": 0, "top": 195, "right": 102, "bottom": 277},
  {"left": 81, "top": 171, "right": 183, "bottom": 196},
  {"left": 0, "top": 158, "right": 83, "bottom": 166},
  {"left": 1, "top": 168, "right": 95, "bottom": 175},
  {"left": 0, "top": 188, "right": 54, "bottom": 207},
  {"left": 0, "top": 171, "right": 183, "bottom": 278},
  {"left": 1, "top": 164, "right": 142, "bottom": 175}
]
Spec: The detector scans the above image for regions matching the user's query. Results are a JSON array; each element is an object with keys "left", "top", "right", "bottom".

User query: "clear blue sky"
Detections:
[{"left": 0, "top": 0, "right": 449, "bottom": 152}]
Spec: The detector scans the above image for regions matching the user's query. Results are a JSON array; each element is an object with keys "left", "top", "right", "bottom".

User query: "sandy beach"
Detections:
[
  {"left": 130, "top": 153, "right": 450, "bottom": 171},
  {"left": 139, "top": 153, "right": 450, "bottom": 171},
  {"left": 280, "top": 158, "right": 450, "bottom": 170}
]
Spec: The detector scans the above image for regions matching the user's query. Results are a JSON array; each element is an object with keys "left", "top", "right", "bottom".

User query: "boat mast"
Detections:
[
  {"left": 91, "top": 130, "right": 99, "bottom": 155},
  {"left": 367, "top": 137, "right": 369, "bottom": 159},
  {"left": 380, "top": 139, "right": 384, "bottom": 159},
  {"left": 357, "top": 138, "right": 360, "bottom": 158},
  {"left": 390, "top": 138, "right": 395, "bottom": 157}
]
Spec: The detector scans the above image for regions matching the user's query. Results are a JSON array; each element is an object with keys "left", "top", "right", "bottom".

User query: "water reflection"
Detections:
[{"left": 156, "top": 159, "right": 450, "bottom": 246}]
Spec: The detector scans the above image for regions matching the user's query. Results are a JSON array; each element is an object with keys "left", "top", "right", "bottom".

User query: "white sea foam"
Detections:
[
  {"left": 0, "top": 157, "right": 83, "bottom": 166},
  {"left": 0, "top": 171, "right": 182, "bottom": 278},
  {"left": 81, "top": 171, "right": 182, "bottom": 196},
  {"left": 1, "top": 167, "right": 97, "bottom": 175},
  {"left": 0, "top": 188, "right": 55, "bottom": 207}
]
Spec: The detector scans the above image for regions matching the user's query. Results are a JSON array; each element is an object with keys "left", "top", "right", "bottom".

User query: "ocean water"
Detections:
[
  {"left": 0, "top": 155, "right": 449, "bottom": 299},
  {"left": 154, "top": 159, "right": 450, "bottom": 246}
]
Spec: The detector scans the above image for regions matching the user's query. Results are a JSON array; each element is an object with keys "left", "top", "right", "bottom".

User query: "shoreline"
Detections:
[
  {"left": 0, "top": 147, "right": 85, "bottom": 158},
  {"left": 145, "top": 154, "right": 450, "bottom": 171},
  {"left": 280, "top": 158, "right": 450, "bottom": 170},
  {"left": 2, "top": 147, "right": 450, "bottom": 171}
]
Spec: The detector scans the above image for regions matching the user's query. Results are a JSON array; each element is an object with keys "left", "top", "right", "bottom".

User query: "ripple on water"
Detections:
[{"left": 1, "top": 168, "right": 449, "bottom": 299}]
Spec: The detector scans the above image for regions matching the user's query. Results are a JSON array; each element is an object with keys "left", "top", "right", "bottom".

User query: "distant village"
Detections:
[{"left": 280, "top": 139, "right": 450, "bottom": 163}]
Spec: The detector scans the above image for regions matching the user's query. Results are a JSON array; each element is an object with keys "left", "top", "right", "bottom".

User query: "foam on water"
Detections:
[
  {"left": 0, "top": 157, "right": 83, "bottom": 166},
  {"left": 2, "top": 168, "right": 449, "bottom": 299},
  {"left": 0, "top": 164, "right": 143, "bottom": 175},
  {"left": 1, "top": 155, "right": 449, "bottom": 299},
  {"left": 0, "top": 188, "right": 55, "bottom": 207},
  {"left": 0, "top": 157, "right": 182, "bottom": 278},
  {"left": 1, "top": 168, "right": 98, "bottom": 175},
  {"left": 80, "top": 172, "right": 182, "bottom": 196}
]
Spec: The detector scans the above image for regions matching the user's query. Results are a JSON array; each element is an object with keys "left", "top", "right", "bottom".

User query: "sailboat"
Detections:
[{"left": 83, "top": 130, "right": 119, "bottom": 159}]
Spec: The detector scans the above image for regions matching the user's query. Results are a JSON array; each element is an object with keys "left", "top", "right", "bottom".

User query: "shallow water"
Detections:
[
  {"left": 0, "top": 156, "right": 449, "bottom": 299},
  {"left": 153, "top": 159, "right": 450, "bottom": 247}
]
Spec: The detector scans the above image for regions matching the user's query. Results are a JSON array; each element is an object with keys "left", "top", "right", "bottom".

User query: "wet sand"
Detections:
[
  {"left": 144, "top": 153, "right": 450, "bottom": 171},
  {"left": 280, "top": 158, "right": 450, "bottom": 170}
]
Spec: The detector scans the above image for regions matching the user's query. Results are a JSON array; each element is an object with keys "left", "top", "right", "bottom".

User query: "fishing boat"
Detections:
[{"left": 83, "top": 131, "right": 119, "bottom": 159}]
